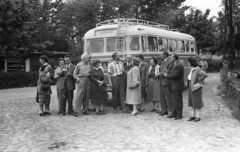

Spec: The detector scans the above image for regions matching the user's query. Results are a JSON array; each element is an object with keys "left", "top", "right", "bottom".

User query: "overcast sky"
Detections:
[{"left": 183, "top": 0, "right": 223, "bottom": 17}]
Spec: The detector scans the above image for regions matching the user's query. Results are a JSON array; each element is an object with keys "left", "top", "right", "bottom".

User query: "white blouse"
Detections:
[{"left": 188, "top": 68, "right": 194, "bottom": 80}]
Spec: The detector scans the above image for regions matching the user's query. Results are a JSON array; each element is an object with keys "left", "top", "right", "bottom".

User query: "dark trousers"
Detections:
[
  {"left": 160, "top": 86, "right": 168, "bottom": 113},
  {"left": 163, "top": 85, "right": 174, "bottom": 114},
  {"left": 61, "top": 81, "right": 74, "bottom": 114},
  {"left": 172, "top": 90, "right": 183, "bottom": 117},
  {"left": 111, "top": 75, "right": 126, "bottom": 110}
]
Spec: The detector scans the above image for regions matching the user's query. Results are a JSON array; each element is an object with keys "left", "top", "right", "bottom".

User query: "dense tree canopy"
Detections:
[{"left": 0, "top": 0, "right": 239, "bottom": 64}]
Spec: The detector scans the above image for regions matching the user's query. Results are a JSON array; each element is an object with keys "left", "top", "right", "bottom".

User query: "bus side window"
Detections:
[
  {"left": 190, "top": 42, "right": 195, "bottom": 52},
  {"left": 178, "top": 40, "right": 185, "bottom": 52},
  {"left": 158, "top": 38, "right": 168, "bottom": 52},
  {"left": 148, "top": 36, "right": 158, "bottom": 51},
  {"left": 130, "top": 36, "right": 139, "bottom": 51},
  {"left": 169, "top": 39, "right": 177, "bottom": 52},
  {"left": 186, "top": 41, "right": 190, "bottom": 52}
]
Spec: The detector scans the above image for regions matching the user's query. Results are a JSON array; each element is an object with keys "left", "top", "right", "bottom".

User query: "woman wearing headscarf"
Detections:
[
  {"left": 187, "top": 57, "right": 208, "bottom": 122},
  {"left": 126, "top": 58, "right": 141, "bottom": 115},
  {"left": 90, "top": 60, "right": 108, "bottom": 115}
]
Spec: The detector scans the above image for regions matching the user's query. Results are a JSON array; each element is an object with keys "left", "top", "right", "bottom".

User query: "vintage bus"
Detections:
[{"left": 83, "top": 18, "right": 197, "bottom": 83}]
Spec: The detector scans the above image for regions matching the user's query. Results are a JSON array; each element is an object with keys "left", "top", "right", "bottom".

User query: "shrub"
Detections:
[
  {"left": 0, "top": 71, "right": 39, "bottom": 89},
  {"left": 206, "top": 59, "right": 222, "bottom": 72}
]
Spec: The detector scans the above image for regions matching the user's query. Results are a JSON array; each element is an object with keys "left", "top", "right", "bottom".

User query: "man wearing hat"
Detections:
[{"left": 108, "top": 52, "right": 126, "bottom": 113}]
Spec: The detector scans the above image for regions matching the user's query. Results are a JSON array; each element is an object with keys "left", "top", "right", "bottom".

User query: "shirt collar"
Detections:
[
  {"left": 113, "top": 60, "right": 121, "bottom": 64},
  {"left": 93, "top": 67, "right": 99, "bottom": 70},
  {"left": 164, "top": 58, "right": 168, "bottom": 62}
]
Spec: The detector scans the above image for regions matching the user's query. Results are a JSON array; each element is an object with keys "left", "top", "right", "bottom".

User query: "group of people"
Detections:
[{"left": 36, "top": 51, "right": 208, "bottom": 122}]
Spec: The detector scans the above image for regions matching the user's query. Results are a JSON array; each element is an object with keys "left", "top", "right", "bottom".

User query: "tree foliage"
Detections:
[
  {"left": 2, "top": 0, "right": 231, "bottom": 62},
  {"left": 169, "top": 7, "right": 218, "bottom": 54}
]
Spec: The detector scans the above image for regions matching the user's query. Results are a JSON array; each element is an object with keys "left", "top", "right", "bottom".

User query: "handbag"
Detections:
[
  {"left": 129, "top": 83, "right": 139, "bottom": 89},
  {"left": 41, "top": 82, "right": 50, "bottom": 91},
  {"left": 129, "top": 68, "right": 140, "bottom": 89}
]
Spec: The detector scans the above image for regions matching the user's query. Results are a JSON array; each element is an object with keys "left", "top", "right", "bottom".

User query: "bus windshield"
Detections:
[{"left": 87, "top": 38, "right": 104, "bottom": 53}]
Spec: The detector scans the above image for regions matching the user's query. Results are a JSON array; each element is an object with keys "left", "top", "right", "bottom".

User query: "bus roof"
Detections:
[{"left": 84, "top": 24, "right": 195, "bottom": 41}]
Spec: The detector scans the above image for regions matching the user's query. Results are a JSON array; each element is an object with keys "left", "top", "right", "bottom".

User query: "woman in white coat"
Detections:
[{"left": 126, "top": 58, "right": 142, "bottom": 116}]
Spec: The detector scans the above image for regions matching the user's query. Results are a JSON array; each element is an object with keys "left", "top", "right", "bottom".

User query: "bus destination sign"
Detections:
[{"left": 95, "top": 29, "right": 117, "bottom": 36}]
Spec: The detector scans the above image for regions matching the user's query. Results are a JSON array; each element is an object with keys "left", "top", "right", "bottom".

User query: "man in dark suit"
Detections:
[
  {"left": 124, "top": 54, "right": 133, "bottom": 72},
  {"left": 61, "top": 55, "right": 76, "bottom": 115},
  {"left": 159, "top": 51, "right": 174, "bottom": 118},
  {"left": 136, "top": 54, "right": 149, "bottom": 112},
  {"left": 164, "top": 54, "right": 184, "bottom": 120}
]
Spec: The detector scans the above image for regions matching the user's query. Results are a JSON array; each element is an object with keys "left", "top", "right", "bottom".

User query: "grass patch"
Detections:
[{"left": 219, "top": 82, "right": 240, "bottom": 122}]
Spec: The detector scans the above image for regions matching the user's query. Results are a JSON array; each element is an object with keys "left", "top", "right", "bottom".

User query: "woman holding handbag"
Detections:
[
  {"left": 90, "top": 60, "right": 108, "bottom": 115},
  {"left": 187, "top": 57, "right": 208, "bottom": 122},
  {"left": 37, "top": 65, "right": 52, "bottom": 116},
  {"left": 126, "top": 58, "right": 141, "bottom": 116}
]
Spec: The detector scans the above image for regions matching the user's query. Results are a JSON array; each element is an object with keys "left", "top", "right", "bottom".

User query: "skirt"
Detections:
[
  {"left": 90, "top": 82, "right": 108, "bottom": 105},
  {"left": 38, "top": 94, "right": 51, "bottom": 105},
  {"left": 188, "top": 82, "right": 204, "bottom": 109},
  {"left": 147, "top": 78, "right": 161, "bottom": 102}
]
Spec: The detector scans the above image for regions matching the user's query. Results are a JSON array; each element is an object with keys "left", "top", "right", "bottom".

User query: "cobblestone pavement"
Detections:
[{"left": 1, "top": 73, "right": 240, "bottom": 152}]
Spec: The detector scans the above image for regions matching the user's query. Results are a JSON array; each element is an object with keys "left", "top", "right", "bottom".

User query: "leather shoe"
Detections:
[
  {"left": 193, "top": 117, "right": 201, "bottom": 122},
  {"left": 151, "top": 109, "right": 156, "bottom": 112},
  {"left": 100, "top": 110, "right": 106, "bottom": 115},
  {"left": 43, "top": 111, "right": 51, "bottom": 115},
  {"left": 139, "top": 108, "right": 145, "bottom": 112},
  {"left": 187, "top": 117, "right": 195, "bottom": 121},
  {"left": 174, "top": 116, "right": 182, "bottom": 120},
  {"left": 167, "top": 115, "right": 175, "bottom": 118},
  {"left": 159, "top": 112, "right": 168, "bottom": 116},
  {"left": 68, "top": 112, "right": 74, "bottom": 115},
  {"left": 83, "top": 111, "right": 90, "bottom": 115},
  {"left": 96, "top": 111, "right": 102, "bottom": 115},
  {"left": 130, "top": 112, "right": 138, "bottom": 116},
  {"left": 39, "top": 113, "right": 46, "bottom": 116},
  {"left": 122, "top": 109, "right": 128, "bottom": 113},
  {"left": 74, "top": 113, "right": 78, "bottom": 117}
]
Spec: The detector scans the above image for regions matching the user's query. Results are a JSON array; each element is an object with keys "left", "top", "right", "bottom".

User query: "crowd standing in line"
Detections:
[{"left": 36, "top": 52, "right": 208, "bottom": 122}]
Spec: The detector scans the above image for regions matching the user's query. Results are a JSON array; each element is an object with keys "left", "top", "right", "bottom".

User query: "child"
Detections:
[{"left": 37, "top": 65, "right": 52, "bottom": 116}]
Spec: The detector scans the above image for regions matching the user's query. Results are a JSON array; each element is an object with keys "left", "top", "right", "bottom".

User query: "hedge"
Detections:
[
  {"left": 0, "top": 71, "right": 39, "bottom": 89},
  {"left": 206, "top": 59, "right": 222, "bottom": 72}
]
